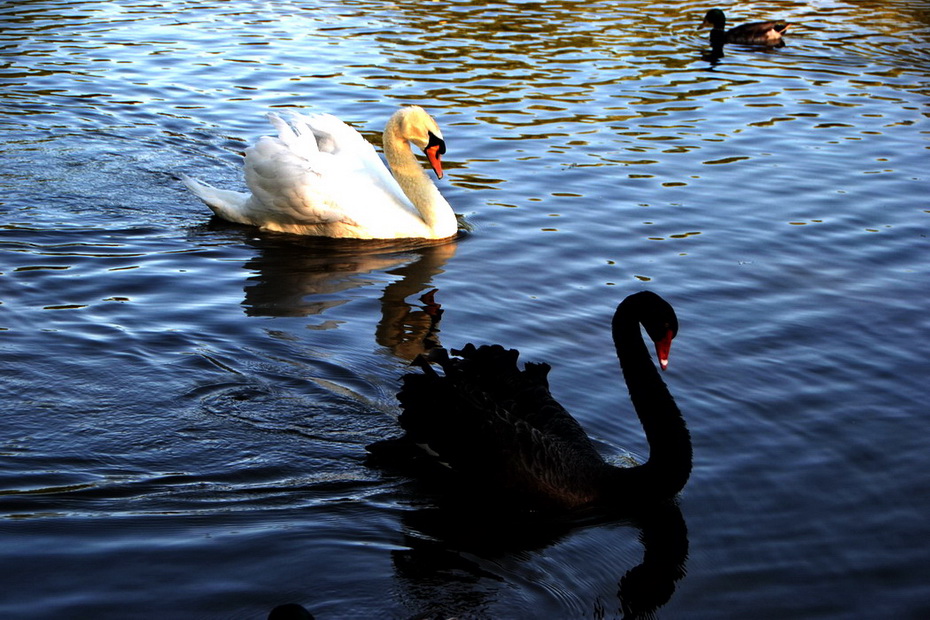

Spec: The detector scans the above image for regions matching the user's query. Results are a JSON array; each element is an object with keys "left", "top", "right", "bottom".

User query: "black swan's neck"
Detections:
[{"left": 608, "top": 298, "right": 692, "bottom": 500}]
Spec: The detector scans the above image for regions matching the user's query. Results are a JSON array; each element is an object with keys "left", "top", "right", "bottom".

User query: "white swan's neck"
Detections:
[{"left": 382, "top": 121, "right": 457, "bottom": 239}]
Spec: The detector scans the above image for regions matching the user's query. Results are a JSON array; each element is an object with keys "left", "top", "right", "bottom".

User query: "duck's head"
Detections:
[{"left": 701, "top": 8, "right": 726, "bottom": 29}]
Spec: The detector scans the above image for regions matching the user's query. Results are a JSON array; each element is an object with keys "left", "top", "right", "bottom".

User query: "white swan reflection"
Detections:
[{"left": 234, "top": 233, "right": 456, "bottom": 360}]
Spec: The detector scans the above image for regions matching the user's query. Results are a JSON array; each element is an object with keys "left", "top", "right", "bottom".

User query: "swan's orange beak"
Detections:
[
  {"left": 656, "top": 329, "right": 673, "bottom": 371},
  {"left": 426, "top": 146, "right": 443, "bottom": 179},
  {"left": 425, "top": 132, "right": 446, "bottom": 179}
]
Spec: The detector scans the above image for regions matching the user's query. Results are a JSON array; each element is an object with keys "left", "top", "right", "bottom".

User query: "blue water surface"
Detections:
[{"left": 1, "top": 1, "right": 928, "bottom": 618}]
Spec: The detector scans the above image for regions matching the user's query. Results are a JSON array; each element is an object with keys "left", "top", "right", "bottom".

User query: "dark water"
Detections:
[{"left": 2, "top": 0, "right": 929, "bottom": 618}]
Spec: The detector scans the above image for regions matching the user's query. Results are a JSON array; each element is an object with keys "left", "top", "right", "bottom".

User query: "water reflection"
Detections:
[
  {"left": 226, "top": 228, "right": 454, "bottom": 360},
  {"left": 701, "top": 45, "right": 726, "bottom": 67},
  {"left": 389, "top": 499, "right": 688, "bottom": 619},
  {"left": 700, "top": 38, "right": 790, "bottom": 68},
  {"left": 616, "top": 503, "right": 689, "bottom": 619}
]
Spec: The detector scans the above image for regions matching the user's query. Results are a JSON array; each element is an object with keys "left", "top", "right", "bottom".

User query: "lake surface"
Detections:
[{"left": 2, "top": 0, "right": 928, "bottom": 618}]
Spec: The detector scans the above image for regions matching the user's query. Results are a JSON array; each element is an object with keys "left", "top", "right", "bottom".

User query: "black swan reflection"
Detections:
[
  {"left": 368, "top": 291, "right": 692, "bottom": 510},
  {"left": 389, "top": 496, "right": 689, "bottom": 619}
]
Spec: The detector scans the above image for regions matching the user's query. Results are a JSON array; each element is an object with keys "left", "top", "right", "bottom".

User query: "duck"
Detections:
[
  {"left": 700, "top": 8, "right": 790, "bottom": 46},
  {"left": 181, "top": 106, "right": 458, "bottom": 240},
  {"left": 367, "top": 291, "right": 692, "bottom": 510}
]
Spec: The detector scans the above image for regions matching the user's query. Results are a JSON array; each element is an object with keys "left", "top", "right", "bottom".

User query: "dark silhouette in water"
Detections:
[
  {"left": 388, "top": 498, "right": 689, "bottom": 619},
  {"left": 617, "top": 501, "right": 689, "bottom": 619},
  {"left": 368, "top": 291, "right": 692, "bottom": 510},
  {"left": 268, "top": 603, "right": 313, "bottom": 620}
]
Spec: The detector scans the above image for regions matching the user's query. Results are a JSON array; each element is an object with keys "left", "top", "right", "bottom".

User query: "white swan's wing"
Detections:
[
  {"left": 242, "top": 136, "right": 347, "bottom": 225},
  {"left": 299, "top": 113, "right": 413, "bottom": 209},
  {"left": 241, "top": 113, "right": 415, "bottom": 232}
]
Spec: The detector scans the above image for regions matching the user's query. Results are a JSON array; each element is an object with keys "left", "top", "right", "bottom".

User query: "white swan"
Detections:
[{"left": 181, "top": 106, "right": 458, "bottom": 240}]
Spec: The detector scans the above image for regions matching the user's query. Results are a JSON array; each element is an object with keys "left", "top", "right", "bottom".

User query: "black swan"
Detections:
[
  {"left": 700, "top": 8, "right": 791, "bottom": 46},
  {"left": 367, "top": 291, "right": 692, "bottom": 510}
]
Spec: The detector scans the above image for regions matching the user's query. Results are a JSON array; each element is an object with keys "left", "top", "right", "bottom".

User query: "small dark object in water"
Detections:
[{"left": 268, "top": 603, "right": 314, "bottom": 620}]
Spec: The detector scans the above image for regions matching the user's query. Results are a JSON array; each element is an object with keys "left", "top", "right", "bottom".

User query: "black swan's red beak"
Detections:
[{"left": 656, "top": 329, "right": 673, "bottom": 371}]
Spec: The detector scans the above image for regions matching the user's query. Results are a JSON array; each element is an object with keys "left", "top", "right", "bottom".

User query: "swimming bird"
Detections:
[
  {"left": 367, "top": 291, "right": 692, "bottom": 510},
  {"left": 182, "top": 106, "right": 457, "bottom": 240},
  {"left": 700, "top": 8, "right": 790, "bottom": 46}
]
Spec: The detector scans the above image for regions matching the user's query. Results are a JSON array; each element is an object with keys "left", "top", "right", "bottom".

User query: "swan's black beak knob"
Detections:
[{"left": 425, "top": 132, "right": 446, "bottom": 179}]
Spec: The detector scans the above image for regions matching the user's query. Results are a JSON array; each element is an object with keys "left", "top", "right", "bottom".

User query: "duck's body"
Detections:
[
  {"left": 182, "top": 106, "right": 457, "bottom": 240},
  {"left": 701, "top": 8, "right": 790, "bottom": 46},
  {"left": 368, "top": 291, "right": 692, "bottom": 510}
]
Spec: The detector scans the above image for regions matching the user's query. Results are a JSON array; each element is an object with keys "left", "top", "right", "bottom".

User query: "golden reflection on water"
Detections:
[{"left": 3, "top": 0, "right": 924, "bottom": 207}]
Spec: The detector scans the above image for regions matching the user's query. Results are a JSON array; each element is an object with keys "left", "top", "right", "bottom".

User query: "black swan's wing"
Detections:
[
  {"left": 376, "top": 344, "right": 607, "bottom": 506},
  {"left": 446, "top": 344, "right": 595, "bottom": 447}
]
